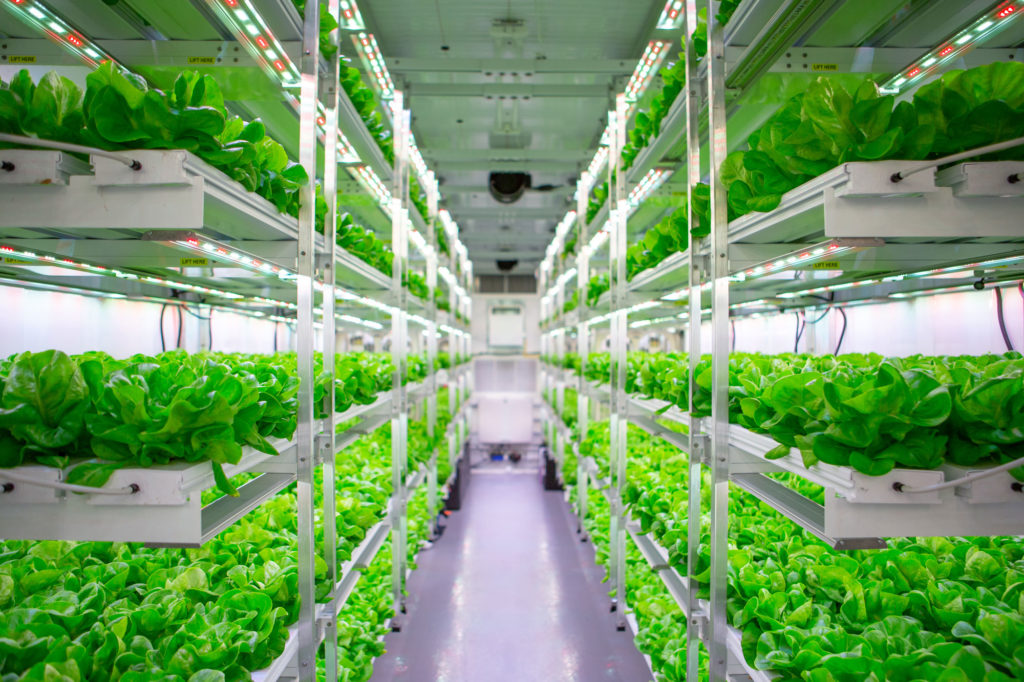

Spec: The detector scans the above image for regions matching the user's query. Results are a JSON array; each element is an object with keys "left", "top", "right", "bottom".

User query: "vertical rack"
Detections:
[
  {"left": 389, "top": 91, "right": 411, "bottom": 629},
  {"left": 608, "top": 93, "right": 629, "bottom": 630},
  {"left": 295, "top": 0, "right": 322, "bottom": 677},
  {"left": 575, "top": 172, "right": 591, "bottom": 532},
  {"left": 425, "top": 173, "right": 440, "bottom": 538}
]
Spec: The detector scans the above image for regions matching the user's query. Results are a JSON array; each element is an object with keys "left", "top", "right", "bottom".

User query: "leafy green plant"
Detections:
[{"left": 340, "top": 66, "right": 393, "bottom": 164}]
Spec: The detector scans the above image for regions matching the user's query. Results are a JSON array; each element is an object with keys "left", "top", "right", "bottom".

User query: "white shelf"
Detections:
[{"left": 552, "top": 363, "right": 1024, "bottom": 544}]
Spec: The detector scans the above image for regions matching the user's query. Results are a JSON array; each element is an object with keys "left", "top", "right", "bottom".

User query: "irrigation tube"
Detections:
[
  {"left": 890, "top": 136, "right": 1024, "bottom": 183},
  {"left": 0, "top": 133, "right": 142, "bottom": 170},
  {"left": 0, "top": 470, "right": 139, "bottom": 496},
  {"left": 894, "top": 455, "right": 1024, "bottom": 494}
]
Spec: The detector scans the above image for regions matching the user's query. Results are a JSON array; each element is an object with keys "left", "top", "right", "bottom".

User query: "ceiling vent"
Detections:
[
  {"left": 489, "top": 172, "right": 531, "bottom": 204},
  {"left": 496, "top": 259, "right": 519, "bottom": 272}
]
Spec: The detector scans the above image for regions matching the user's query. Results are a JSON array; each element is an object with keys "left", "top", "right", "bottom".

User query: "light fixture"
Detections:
[
  {"left": 3, "top": 0, "right": 118, "bottom": 67},
  {"left": 353, "top": 32, "right": 395, "bottom": 100},
  {"left": 350, "top": 165, "right": 393, "bottom": 212},
  {"left": 655, "top": 0, "right": 685, "bottom": 29},
  {"left": 625, "top": 41, "right": 671, "bottom": 104},
  {"left": 731, "top": 240, "right": 876, "bottom": 283},
  {"left": 587, "top": 146, "right": 610, "bottom": 180},
  {"left": 338, "top": 0, "right": 365, "bottom": 29},
  {"left": 166, "top": 235, "right": 296, "bottom": 281},
  {"left": 628, "top": 168, "right": 671, "bottom": 209},
  {"left": 878, "top": 0, "right": 1024, "bottom": 94},
  {"left": 202, "top": 0, "right": 301, "bottom": 88}
]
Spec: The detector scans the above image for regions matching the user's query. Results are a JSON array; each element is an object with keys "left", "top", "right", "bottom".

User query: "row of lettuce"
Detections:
[
  {"left": 545, "top": 351, "right": 1024, "bottom": 479},
  {"left": 559, "top": 411, "right": 1024, "bottom": 682},
  {"left": 555, "top": 59, "right": 1024, "bottom": 320},
  {"left": 0, "top": 349, "right": 468, "bottom": 496},
  {"left": 0, "top": 382, "right": 456, "bottom": 682},
  {"left": 0, "top": 61, "right": 457, "bottom": 303}
]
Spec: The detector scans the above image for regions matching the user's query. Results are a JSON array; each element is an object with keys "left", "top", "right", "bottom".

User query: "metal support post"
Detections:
[
  {"left": 576, "top": 173, "right": 591, "bottom": 533},
  {"left": 706, "top": 1, "right": 731, "bottom": 678},
  {"left": 390, "top": 92, "right": 411, "bottom": 629},
  {"left": 608, "top": 94, "right": 629, "bottom": 630},
  {"left": 319, "top": 1, "right": 341, "bottom": 677},
  {"left": 426, "top": 174, "right": 440, "bottom": 538},
  {"left": 295, "top": 0, "right": 320, "bottom": 676},
  {"left": 682, "top": 1, "right": 706, "bottom": 679}
]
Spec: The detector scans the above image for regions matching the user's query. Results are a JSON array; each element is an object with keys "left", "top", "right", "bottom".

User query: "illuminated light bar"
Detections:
[
  {"left": 656, "top": 0, "right": 685, "bottom": 29},
  {"left": 338, "top": 0, "right": 365, "bottom": 29},
  {"left": 349, "top": 165, "right": 393, "bottom": 212},
  {"left": 202, "top": 0, "right": 301, "bottom": 88},
  {"left": 661, "top": 281, "right": 712, "bottom": 301},
  {"left": 731, "top": 241, "right": 868, "bottom": 283},
  {"left": 284, "top": 93, "right": 360, "bottom": 163},
  {"left": 0, "top": 243, "right": 246, "bottom": 300},
  {"left": 409, "top": 140, "right": 429, "bottom": 182},
  {"left": 628, "top": 167, "right": 671, "bottom": 209},
  {"left": 353, "top": 32, "right": 395, "bottom": 100},
  {"left": 879, "top": 0, "right": 1024, "bottom": 94},
  {"left": 407, "top": 227, "right": 432, "bottom": 258},
  {"left": 587, "top": 146, "right": 610, "bottom": 180},
  {"left": 169, "top": 236, "right": 297, "bottom": 282},
  {"left": 625, "top": 41, "right": 671, "bottom": 104},
  {"left": 3, "top": 0, "right": 118, "bottom": 68}
]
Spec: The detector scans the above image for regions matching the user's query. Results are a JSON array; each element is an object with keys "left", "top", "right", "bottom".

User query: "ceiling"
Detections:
[{"left": 356, "top": 0, "right": 663, "bottom": 276}]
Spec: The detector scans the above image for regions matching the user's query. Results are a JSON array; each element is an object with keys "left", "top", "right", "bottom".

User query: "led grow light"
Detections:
[
  {"left": 3, "top": 0, "right": 118, "bottom": 68},
  {"left": 203, "top": 0, "right": 301, "bottom": 88},
  {"left": 661, "top": 281, "right": 712, "bottom": 301},
  {"left": 168, "top": 235, "right": 297, "bottom": 281},
  {"left": 625, "top": 41, "right": 671, "bottom": 103},
  {"left": 731, "top": 240, "right": 871, "bottom": 283},
  {"left": 353, "top": 32, "right": 395, "bottom": 100},
  {"left": 338, "top": 0, "right": 364, "bottom": 29},
  {"left": 350, "top": 165, "right": 393, "bottom": 212},
  {"left": 628, "top": 168, "right": 671, "bottom": 209},
  {"left": 656, "top": 0, "right": 685, "bottom": 29},
  {"left": 0, "top": 243, "right": 247, "bottom": 300},
  {"left": 587, "top": 146, "right": 610, "bottom": 180},
  {"left": 878, "top": 0, "right": 1024, "bottom": 94}
]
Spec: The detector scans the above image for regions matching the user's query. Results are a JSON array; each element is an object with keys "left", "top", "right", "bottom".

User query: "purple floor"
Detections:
[{"left": 370, "top": 465, "right": 653, "bottom": 682}]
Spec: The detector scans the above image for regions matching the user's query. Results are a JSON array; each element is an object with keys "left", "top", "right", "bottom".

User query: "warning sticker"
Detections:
[
  {"left": 187, "top": 56, "right": 216, "bottom": 65},
  {"left": 3, "top": 257, "right": 32, "bottom": 265},
  {"left": 810, "top": 260, "right": 842, "bottom": 270},
  {"left": 812, "top": 63, "right": 839, "bottom": 72},
  {"left": 8, "top": 56, "right": 36, "bottom": 64},
  {"left": 180, "top": 257, "right": 210, "bottom": 267}
]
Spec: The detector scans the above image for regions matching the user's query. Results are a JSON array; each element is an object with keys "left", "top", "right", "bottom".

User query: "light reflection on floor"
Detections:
[{"left": 370, "top": 468, "right": 652, "bottom": 682}]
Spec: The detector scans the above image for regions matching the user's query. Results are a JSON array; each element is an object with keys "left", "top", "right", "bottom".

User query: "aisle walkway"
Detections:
[{"left": 370, "top": 464, "right": 652, "bottom": 682}]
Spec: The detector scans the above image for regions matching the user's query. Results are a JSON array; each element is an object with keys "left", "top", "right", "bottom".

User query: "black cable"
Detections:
[
  {"left": 179, "top": 305, "right": 212, "bottom": 321},
  {"left": 207, "top": 309, "right": 213, "bottom": 350},
  {"left": 176, "top": 305, "right": 183, "bottom": 349},
  {"left": 834, "top": 307, "right": 848, "bottom": 356},
  {"left": 273, "top": 322, "right": 279, "bottom": 353},
  {"left": 996, "top": 286, "right": 1015, "bottom": 352},
  {"left": 793, "top": 311, "right": 805, "bottom": 353},
  {"left": 730, "top": 319, "right": 736, "bottom": 351},
  {"left": 806, "top": 306, "right": 832, "bottom": 324},
  {"left": 159, "top": 303, "right": 168, "bottom": 352}
]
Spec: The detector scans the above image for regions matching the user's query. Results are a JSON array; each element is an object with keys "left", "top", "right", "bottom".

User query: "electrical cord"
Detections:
[
  {"left": 834, "top": 307, "right": 848, "bottom": 356},
  {"left": 0, "top": 133, "right": 142, "bottom": 170},
  {"left": 176, "top": 305, "right": 183, "bottom": 349},
  {"left": 793, "top": 311, "right": 805, "bottom": 353},
  {"left": 0, "top": 470, "right": 139, "bottom": 496},
  {"left": 730, "top": 319, "right": 736, "bottom": 351},
  {"left": 893, "top": 455, "right": 1024, "bottom": 494},
  {"left": 995, "top": 286, "right": 1015, "bottom": 351},
  {"left": 890, "top": 136, "right": 1024, "bottom": 183},
  {"left": 160, "top": 303, "right": 168, "bottom": 352}
]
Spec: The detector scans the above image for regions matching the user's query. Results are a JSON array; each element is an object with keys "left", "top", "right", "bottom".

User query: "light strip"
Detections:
[
  {"left": 338, "top": 0, "right": 365, "bottom": 29},
  {"left": 628, "top": 168, "right": 671, "bottom": 208},
  {"left": 203, "top": 0, "right": 301, "bottom": 88},
  {"left": 353, "top": 32, "right": 396, "bottom": 100},
  {"left": 656, "top": 0, "right": 685, "bottom": 29},
  {"left": 3, "top": 0, "right": 118, "bottom": 68},
  {"left": 170, "top": 236, "right": 296, "bottom": 282},
  {"left": 587, "top": 146, "right": 610, "bottom": 181},
  {"left": 625, "top": 41, "right": 671, "bottom": 103},
  {"left": 350, "top": 165, "right": 393, "bottom": 212},
  {"left": 879, "top": 0, "right": 1024, "bottom": 94},
  {"left": 732, "top": 241, "right": 862, "bottom": 282},
  {"left": 0, "top": 243, "right": 252, "bottom": 300}
]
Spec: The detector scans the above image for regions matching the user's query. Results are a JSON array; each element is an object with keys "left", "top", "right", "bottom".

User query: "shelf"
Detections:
[
  {"left": 337, "top": 89, "right": 394, "bottom": 186},
  {"left": 251, "top": 603, "right": 329, "bottom": 682},
  {"left": 0, "top": 386, "right": 421, "bottom": 546},
  {"left": 552, "top": 362, "right": 1024, "bottom": 543}
]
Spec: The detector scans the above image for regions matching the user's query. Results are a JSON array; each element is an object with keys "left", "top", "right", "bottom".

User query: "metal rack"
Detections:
[
  {"left": 539, "top": 1, "right": 1024, "bottom": 681},
  {"left": 0, "top": 0, "right": 475, "bottom": 680}
]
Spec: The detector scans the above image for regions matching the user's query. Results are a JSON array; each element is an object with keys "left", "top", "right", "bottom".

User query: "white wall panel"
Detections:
[{"left": 0, "top": 284, "right": 290, "bottom": 357}]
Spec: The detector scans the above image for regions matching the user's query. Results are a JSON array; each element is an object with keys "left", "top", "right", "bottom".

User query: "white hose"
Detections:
[
  {"left": 891, "top": 136, "right": 1024, "bottom": 183},
  {"left": 0, "top": 469, "right": 138, "bottom": 495},
  {"left": 0, "top": 133, "right": 142, "bottom": 170},
  {"left": 894, "top": 455, "right": 1024, "bottom": 494}
]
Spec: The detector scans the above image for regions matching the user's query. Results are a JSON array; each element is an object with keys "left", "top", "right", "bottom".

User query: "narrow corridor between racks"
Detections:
[{"left": 370, "top": 465, "right": 652, "bottom": 682}]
